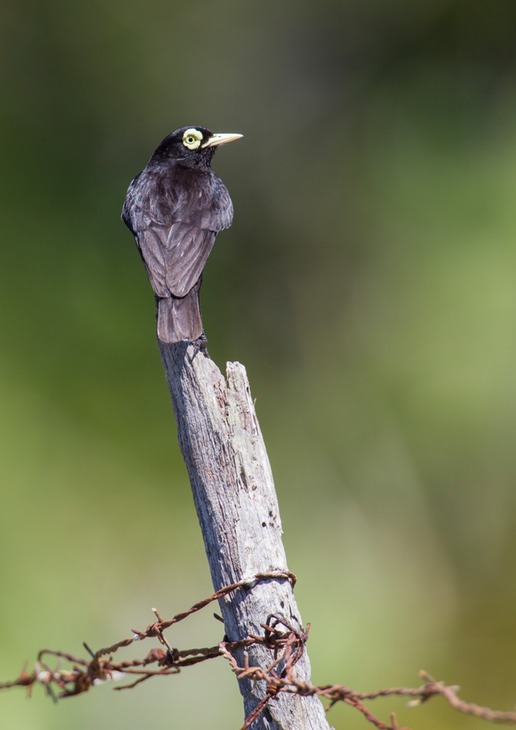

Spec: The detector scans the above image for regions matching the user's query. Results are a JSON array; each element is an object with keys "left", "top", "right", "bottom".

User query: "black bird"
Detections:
[{"left": 122, "top": 126, "right": 242, "bottom": 343}]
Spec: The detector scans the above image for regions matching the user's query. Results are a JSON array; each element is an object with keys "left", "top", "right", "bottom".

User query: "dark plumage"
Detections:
[{"left": 122, "top": 126, "right": 242, "bottom": 343}]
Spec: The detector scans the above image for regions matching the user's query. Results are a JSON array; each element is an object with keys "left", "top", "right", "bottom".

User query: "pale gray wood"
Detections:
[{"left": 158, "top": 341, "right": 333, "bottom": 730}]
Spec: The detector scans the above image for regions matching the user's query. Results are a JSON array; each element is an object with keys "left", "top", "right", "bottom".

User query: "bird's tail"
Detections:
[{"left": 156, "top": 282, "right": 203, "bottom": 343}]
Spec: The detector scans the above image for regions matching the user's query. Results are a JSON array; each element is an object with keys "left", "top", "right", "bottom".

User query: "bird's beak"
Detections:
[{"left": 201, "top": 132, "right": 243, "bottom": 148}]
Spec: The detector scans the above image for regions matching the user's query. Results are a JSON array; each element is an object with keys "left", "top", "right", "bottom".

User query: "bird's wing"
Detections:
[
  {"left": 164, "top": 223, "right": 217, "bottom": 297},
  {"left": 134, "top": 226, "right": 168, "bottom": 298},
  {"left": 192, "top": 176, "right": 234, "bottom": 232},
  {"left": 125, "top": 168, "right": 232, "bottom": 299},
  {"left": 136, "top": 223, "right": 216, "bottom": 299}
]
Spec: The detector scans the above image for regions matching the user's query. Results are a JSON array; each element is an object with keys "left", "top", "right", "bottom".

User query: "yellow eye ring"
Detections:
[{"left": 182, "top": 128, "right": 203, "bottom": 150}]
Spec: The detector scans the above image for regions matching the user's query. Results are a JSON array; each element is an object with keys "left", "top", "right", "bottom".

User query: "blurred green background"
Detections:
[{"left": 2, "top": 1, "right": 516, "bottom": 728}]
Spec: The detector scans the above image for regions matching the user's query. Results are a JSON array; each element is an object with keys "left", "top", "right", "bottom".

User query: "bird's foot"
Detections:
[{"left": 191, "top": 331, "right": 210, "bottom": 359}]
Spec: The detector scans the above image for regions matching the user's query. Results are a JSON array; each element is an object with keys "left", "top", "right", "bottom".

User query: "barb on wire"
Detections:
[
  {"left": 1, "top": 571, "right": 515, "bottom": 730},
  {"left": 220, "top": 635, "right": 516, "bottom": 730},
  {"left": 0, "top": 571, "right": 295, "bottom": 700}
]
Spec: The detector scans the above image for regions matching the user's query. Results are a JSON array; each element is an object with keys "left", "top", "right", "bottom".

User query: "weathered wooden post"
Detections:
[{"left": 158, "top": 341, "right": 332, "bottom": 729}]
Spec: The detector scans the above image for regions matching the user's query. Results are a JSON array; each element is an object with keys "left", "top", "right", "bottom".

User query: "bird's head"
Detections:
[{"left": 151, "top": 126, "right": 243, "bottom": 168}]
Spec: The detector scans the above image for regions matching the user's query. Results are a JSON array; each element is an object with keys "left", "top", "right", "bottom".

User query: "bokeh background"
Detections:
[{"left": 2, "top": 2, "right": 516, "bottom": 728}]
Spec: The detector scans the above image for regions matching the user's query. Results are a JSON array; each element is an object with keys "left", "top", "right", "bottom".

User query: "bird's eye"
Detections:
[{"left": 182, "top": 129, "right": 203, "bottom": 150}]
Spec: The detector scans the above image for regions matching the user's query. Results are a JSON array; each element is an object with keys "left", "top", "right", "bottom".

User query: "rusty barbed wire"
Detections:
[
  {"left": 1, "top": 571, "right": 515, "bottom": 729},
  {"left": 0, "top": 571, "right": 295, "bottom": 701}
]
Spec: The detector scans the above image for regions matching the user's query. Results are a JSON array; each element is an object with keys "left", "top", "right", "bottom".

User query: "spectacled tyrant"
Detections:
[{"left": 122, "top": 126, "right": 242, "bottom": 343}]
